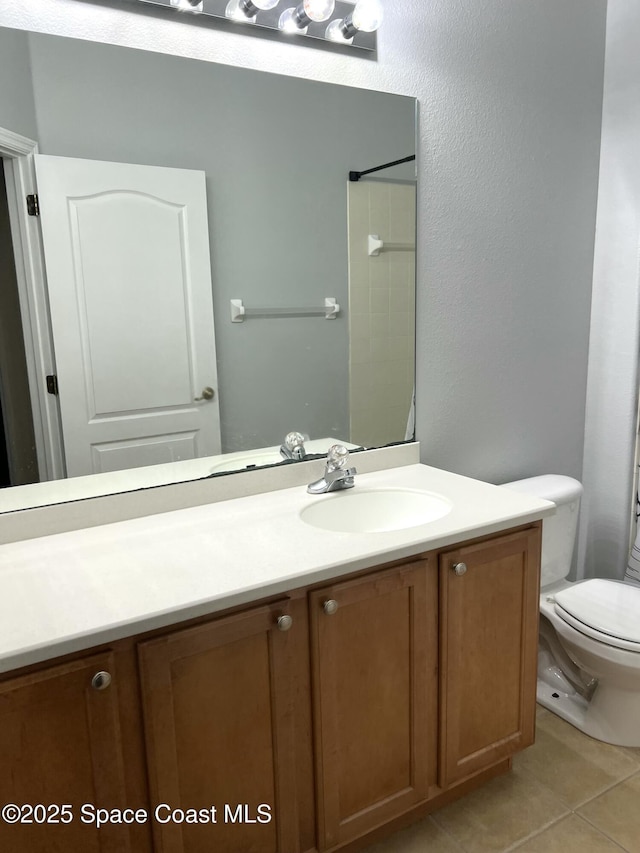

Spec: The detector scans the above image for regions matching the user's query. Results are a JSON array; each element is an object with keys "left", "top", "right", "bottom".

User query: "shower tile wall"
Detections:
[{"left": 347, "top": 181, "right": 416, "bottom": 447}]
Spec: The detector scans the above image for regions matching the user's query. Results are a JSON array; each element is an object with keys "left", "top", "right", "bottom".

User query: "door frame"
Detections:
[{"left": 0, "top": 126, "right": 64, "bottom": 481}]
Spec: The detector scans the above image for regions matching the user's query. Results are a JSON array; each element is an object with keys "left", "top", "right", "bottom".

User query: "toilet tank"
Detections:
[{"left": 501, "top": 475, "right": 583, "bottom": 588}]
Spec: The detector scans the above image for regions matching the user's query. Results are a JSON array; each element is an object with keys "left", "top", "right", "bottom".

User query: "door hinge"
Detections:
[
  {"left": 26, "top": 194, "right": 40, "bottom": 216},
  {"left": 46, "top": 375, "right": 59, "bottom": 396}
]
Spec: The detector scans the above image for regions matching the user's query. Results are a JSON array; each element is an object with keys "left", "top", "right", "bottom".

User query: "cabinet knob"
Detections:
[
  {"left": 452, "top": 562, "right": 468, "bottom": 576},
  {"left": 91, "top": 671, "right": 112, "bottom": 691},
  {"left": 277, "top": 615, "right": 293, "bottom": 632},
  {"left": 323, "top": 599, "right": 339, "bottom": 615}
]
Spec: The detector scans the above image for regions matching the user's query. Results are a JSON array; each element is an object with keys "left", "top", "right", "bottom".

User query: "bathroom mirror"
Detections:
[{"left": 0, "top": 25, "right": 416, "bottom": 511}]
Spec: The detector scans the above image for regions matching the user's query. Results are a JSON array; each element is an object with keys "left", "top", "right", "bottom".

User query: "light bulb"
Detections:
[
  {"left": 352, "top": 0, "right": 384, "bottom": 32},
  {"left": 325, "top": 18, "right": 353, "bottom": 43},
  {"left": 278, "top": 8, "right": 303, "bottom": 32},
  {"left": 328, "top": 0, "right": 383, "bottom": 40},
  {"left": 226, "top": 0, "right": 279, "bottom": 21},
  {"left": 302, "top": 0, "right": 335, "bottom": 22},
  {"left": 170, "top": 0, "right": 203, "bottom": 11},
  {"left": 279, "top": 0, "right": 334, "bottom": 33}
]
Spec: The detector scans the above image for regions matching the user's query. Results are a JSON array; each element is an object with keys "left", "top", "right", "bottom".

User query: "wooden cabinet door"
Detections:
[
  {"left": 439, "top": 527, "right": 541, "bottom": 785},
  {"left": 138, "top": 599, "right": 299, "bottom": 853},
  {"left": 310, "top": 560, "right": 438, "bottom": 850},
  {"left": 0, "top": 651, "right": 132, "bottom": 853}
]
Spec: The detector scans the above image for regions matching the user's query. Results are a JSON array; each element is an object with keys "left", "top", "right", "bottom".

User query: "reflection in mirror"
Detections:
[{"left": 0, "top": 26, "right": 416, "bottom": 511}]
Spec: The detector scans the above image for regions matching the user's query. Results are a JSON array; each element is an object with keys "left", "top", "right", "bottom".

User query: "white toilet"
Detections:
[{"left": 503, "top": 475, "right": 640, "bottom": 747}]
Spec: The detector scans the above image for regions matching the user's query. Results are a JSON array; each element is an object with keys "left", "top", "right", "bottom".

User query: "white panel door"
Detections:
[{"left": 35, "top": 154, "right": 221, "bottom": 477}]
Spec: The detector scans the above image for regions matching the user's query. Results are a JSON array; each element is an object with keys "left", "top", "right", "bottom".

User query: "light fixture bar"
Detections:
[{"left": 130, "top": 0, "right": 378, "bottom": 51}]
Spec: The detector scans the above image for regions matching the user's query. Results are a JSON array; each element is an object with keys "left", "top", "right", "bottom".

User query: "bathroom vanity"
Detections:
[{"left": 0, "top": 463, "right": 552, "bottom": 853}]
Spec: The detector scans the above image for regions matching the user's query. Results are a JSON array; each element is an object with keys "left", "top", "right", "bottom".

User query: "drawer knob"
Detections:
[
  {"left": 91, "top": 671, "right": 112, "bottom": 691},
  {"left": 323, "top": 599, "right": 339, "bottom": 615},
  {"left": 277, "top": 615, "right": 293, "bottom": 632},
  {"left": 452, "top": 562, "right": 468, "bottom": 576}
]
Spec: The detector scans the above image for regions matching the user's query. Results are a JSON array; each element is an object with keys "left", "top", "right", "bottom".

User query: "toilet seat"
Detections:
[{"left": 554, "top": 579, "right": 640, "bottom": 652}]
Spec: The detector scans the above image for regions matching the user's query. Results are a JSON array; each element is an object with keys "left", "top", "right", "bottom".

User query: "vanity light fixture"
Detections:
[
  {"left": 170, "top": 0, "right": 203, "bottom": 11},
  {"left": 121, "top": 1, "right": 380, "bottom": 52},
  {"left": 326, "top": 0, "right": 382, "bottom": 42},
  {"left": 278, "top": 0, "right": 335, "bottom": 35},
  {"left": 225, "top": 0, "right": 279, "bottom": 23}
]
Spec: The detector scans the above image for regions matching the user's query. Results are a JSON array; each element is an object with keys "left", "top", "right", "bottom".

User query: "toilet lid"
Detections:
[{"left": 554, "top": 579, "right": 640, "bottom": 647}]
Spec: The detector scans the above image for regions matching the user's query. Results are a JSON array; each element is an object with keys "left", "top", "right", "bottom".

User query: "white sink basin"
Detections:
[{"left": 300, "top": 488, "right": 452, "bottom": 533}]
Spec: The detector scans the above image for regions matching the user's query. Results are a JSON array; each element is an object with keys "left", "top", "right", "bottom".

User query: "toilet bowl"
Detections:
[{"left": 502, "top": 475, "right": 640, "bottom": 747}]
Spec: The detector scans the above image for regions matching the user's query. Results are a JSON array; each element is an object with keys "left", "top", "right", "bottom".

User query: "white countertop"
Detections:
[{"left": 0, "top": 464, "right": 554, "bottom": 673}]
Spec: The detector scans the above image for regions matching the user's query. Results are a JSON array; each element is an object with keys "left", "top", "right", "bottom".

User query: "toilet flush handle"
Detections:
[{"left": 452, "top": 562, "right": 467, "bottom": 576}]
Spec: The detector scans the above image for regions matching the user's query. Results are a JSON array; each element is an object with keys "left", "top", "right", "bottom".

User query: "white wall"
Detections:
[
  {"left": 0, "top": 0, "right": 607, "bottom": 485},
  {"left": 578, "top": 0, "right": 640, "bottom": 581}
]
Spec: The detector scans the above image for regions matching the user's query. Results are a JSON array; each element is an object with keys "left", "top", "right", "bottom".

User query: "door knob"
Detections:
[
  {"left": 194, "top": 386, "right": 215, "bottom": 401},
  {"left": 452, "top": 562, "right": 468, "bottom": 576},
  {"left": 323, "top": 599, "right": 339, "bottom": 615}
]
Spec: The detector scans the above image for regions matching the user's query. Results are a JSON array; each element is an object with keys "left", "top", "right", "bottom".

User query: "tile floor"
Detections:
[{"left": 364, "top": 707, "right": 640, "bottom": 853}]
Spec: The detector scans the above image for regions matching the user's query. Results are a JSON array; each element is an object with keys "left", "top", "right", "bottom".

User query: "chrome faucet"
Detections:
[
  {"left": 307, "top": 445, "right": 357, "bottom": 494},
  {"left": 280, "top": 431, "right": 307, "bottom": 461}
]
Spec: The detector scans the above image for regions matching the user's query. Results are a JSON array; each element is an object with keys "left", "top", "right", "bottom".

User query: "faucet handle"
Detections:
[
  {"left": 284, "top": 432, "right": 304, "bottom": 450},
  {"left": 284, "top": 432, "right": 305, "bottom": 452},
  {"left": 307, "top": 444, "right": 356, "bottom": 494},
  {"left": 281, "top": 431, "right": 307, "bottom": 461},
  {"left": 326, "top": 444, "right": 350, "bottom": 471}
]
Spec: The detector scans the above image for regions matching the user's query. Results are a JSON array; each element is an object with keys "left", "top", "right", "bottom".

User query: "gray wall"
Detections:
[
  {"left": 0, "top": 29, "right": 36, "bottom": 139},
  {"left": 26, "top": 33, "right": 415, "bottom": 452},
  {"left": 419, "top": 2, "right": 606, "bottom": 484},
  {"left": 0, "top": 27, "right": 37, "bottom": 140}
]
